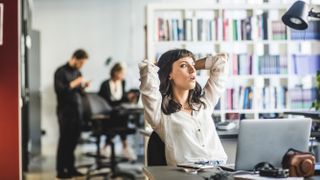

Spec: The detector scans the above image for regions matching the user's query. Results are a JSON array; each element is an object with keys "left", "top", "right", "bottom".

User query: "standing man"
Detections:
[{"left": 54, "top": 49, "right": 89, "bottom": 179}]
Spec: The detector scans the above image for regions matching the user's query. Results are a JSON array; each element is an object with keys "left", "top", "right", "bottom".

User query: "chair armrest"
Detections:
[
  {"left": 91, "top": 114, "right": 110, "bottom": 120},
  {"left": 138, "top": 128, "right": 152, "bottom": 137}
]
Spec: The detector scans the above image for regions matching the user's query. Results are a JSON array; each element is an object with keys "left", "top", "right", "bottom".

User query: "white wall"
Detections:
[
  {"left": 32, "top": 0, "right": 211, "bottom": 153},
  {"left": 32, "top": 0, "right": 151, "bottom": 150}
]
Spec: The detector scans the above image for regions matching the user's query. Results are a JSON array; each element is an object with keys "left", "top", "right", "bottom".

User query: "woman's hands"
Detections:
[
  {"left": 195, "top": 53, "right": 228, "bottom": 70},
  {"left": 138, "top": 59, "right": 159, "bottom": 79},
  {"left": 138, "top": 59, "right": 160, "bottom": 91},
  {"left": 214, "top": 53, "right": 228, "bottom": 62}
]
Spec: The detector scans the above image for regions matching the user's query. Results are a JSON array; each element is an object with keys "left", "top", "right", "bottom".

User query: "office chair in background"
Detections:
[
  {"left": 84, "top": 93, "right": 136, "bottom": 179},
  {"left": 147, "top": 131, "right": 167, "bottom": 166},
  {"left": 74, "top": 93, "right": 109, "bottom": 171}
]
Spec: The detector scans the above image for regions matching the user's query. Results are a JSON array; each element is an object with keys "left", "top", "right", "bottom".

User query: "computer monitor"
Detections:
[{"left": 235, "top": 118, "right": 312, "bottom": 171}]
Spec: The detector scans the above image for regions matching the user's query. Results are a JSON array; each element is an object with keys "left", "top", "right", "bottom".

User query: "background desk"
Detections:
[
  {"left": 284, "top": 111, "right": 320, "bottom": 120},
  {"left": 218, "top": 129, "right": 239, "bottom": 139}
]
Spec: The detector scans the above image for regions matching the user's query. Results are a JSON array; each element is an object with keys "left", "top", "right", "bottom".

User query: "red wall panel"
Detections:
[{"left": 0, "top": 0, "right": 20, "bottom": 179}]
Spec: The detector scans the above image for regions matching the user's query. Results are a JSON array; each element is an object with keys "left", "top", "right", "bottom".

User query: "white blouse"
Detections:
[
  {"left": 109, "top": 80, "right": 123, "bottom": 101},
  {"left": 139, "top": 55, "right": 228, "bottom": 166}
]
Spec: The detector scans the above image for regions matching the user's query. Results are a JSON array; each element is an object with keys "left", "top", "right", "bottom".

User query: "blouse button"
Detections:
[
  {"left": 202, "top": 145, "right": 205, "bottom": 147},
  {"left": 198, "top": 129, "right": 201, "bottom": 132}
]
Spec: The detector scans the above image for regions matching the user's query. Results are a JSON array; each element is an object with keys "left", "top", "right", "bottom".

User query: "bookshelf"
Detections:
[{"left": 146, "top": 2, "right": 320, "bottom": 121}]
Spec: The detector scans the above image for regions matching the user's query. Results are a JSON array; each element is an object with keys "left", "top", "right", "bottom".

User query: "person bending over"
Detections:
[{"left": 139, "top": 49, "right": 228, "bottom": 165}]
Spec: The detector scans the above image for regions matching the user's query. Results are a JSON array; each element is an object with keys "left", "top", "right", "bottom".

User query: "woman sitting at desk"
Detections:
[
  {"left": 98, "top": 62, "right": 137, "bottom": 160},
  {"left": 139, "top": 49, "right": 228, "bottom": 165}
]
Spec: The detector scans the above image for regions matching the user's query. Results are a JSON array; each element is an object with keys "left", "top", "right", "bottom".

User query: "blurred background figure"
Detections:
[
  {"left": 98, "top": 62, "right": 137, "bottom": 161},
  {"left": 54, "top": 49, "right": 90, "bottom": 179}
]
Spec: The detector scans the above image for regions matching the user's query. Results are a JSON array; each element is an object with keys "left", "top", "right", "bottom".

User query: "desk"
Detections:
[
  {"left": 143, "top": 166, "right": 228, "bottom": 180},
  {"left": 143, "top": 166, "right": 320, "bottom": 180},
  {"left": 118, "top": 103, "right": 144, "bottom": 127}
]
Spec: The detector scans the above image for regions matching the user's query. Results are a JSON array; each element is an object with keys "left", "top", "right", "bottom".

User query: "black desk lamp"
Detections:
[{"left": 282, "top": 0, "right": 320, "bottom": 30}]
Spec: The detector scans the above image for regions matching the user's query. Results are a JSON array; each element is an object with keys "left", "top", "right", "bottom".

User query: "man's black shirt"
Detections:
[{"left": 54, "top": 63, "right": 83, "bottom": 115}]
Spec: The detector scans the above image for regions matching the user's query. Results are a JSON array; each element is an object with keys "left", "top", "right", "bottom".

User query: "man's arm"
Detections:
[{"left": 70, "top": 76, "right": 83, "bottom": 89}]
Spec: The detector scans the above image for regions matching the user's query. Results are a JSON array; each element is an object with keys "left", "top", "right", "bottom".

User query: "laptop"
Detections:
[{"left": 234, "top": 118, "right": 312, "bottom": 171}]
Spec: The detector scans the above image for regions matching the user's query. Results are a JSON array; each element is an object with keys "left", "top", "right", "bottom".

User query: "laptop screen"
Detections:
[{"left": 235, "top": 118, "right": 312, "bottom": 171}]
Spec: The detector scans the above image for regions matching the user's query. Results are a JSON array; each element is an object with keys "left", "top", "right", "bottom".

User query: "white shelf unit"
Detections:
[{"left": 146, "top": 2, "right": 320, "bottom": 121}]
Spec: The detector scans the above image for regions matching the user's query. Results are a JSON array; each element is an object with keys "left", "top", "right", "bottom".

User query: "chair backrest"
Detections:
[
  {"left": 86, "top": 93, "right": 137, "bottom": 136},
  {"left": 80, "top": 94, "right": 92, "bottom": 131},
  {"left": 86, "top": 93, "right": 112, "bottom": 115},
  {"left": 147, "top": 131, "right": 167, "bottom": 166},
  {"left": 82, "top": 93, "right": 112, "bottom": 134}
]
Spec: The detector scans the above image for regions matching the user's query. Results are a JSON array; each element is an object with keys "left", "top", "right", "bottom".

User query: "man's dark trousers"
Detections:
[{"left": 56, "top": 110, "right": 81, "bottom": 173}]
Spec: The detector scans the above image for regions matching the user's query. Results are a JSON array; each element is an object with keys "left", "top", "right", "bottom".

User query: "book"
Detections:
[
  {"left": 183, "top": 19, "right": 193, "bottom": 41},
  {"left": 292, "top": 55, "right": 320, "bottom": 75}
]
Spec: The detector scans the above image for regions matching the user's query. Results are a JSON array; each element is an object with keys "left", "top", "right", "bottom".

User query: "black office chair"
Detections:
[
  {"left": 84, "top": 93, "right": 136, "bottom": 180},
  {"left": 147, "top": 131, "right": 167, "bottom": 166}
]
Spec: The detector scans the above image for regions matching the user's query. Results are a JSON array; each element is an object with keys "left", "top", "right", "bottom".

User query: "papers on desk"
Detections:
[
  {"left": 177, "top": 161, "right": 222, "bottom": 169},
  {"left": 234, "top": 174, "right": 303, "bottom": 180}
]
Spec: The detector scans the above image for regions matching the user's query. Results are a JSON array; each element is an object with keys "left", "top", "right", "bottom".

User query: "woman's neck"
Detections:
[
  {"left": 111, "top": 78, "right": 119, "bottom": 83},
  {"left": 172, "top": 87, "right": 189, "bottom": 107}
]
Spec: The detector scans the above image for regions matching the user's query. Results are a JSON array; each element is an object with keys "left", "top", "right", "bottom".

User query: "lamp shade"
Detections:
[{"left": 282, "top": 0, "right": 309, "bottom": 30}]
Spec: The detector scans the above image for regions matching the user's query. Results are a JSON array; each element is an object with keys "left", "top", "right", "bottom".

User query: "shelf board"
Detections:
[
  {"left": 256, "top": 74, "right": 289, "bottom": 79},
  {"left": 154, "top": 40, "right": 283, "bottom": 45},
  {"left": 229, "top": 75, "right": 255, "bottom": 79},
  {"left": 213, "top": 109, "right": 255, "bottom": 114},
  {"left": 148, "top": 3, "right": 291, "bottom": 10},
  {"left": 256, "top": 109, "right": 291, "bottom": 113},
  {"left": 228, "top": 74, "right": 316, "bottom": 79},
  {"left": 211, "top": 74, "right": 316, "bottom": 79},
  {"left": 288, "top": 74, "right": 317, "bottom": 78},
  {"left": 213, "top": 109, "right": 299, "bottom": 114},
  {"left": 289, "top": 40, "right": 320, "bottom": 43},
  {"left": 228, "top": 74, "right": 289, "bottom": 79},
  {"left": 153, "top": 40, "right": 320, "bottom": 46}
]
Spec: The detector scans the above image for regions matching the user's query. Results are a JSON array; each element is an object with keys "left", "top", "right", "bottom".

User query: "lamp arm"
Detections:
[{"left": 309, "top": 8, "right": 320, "bottom": 19}]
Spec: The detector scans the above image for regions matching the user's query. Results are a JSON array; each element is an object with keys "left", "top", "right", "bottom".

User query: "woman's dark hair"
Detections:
[
  {"left": 157, "top": 49, "right": 206, "bottom": 115},
  {"left": 72, "top": 49, "right": 89, "bottom": 60},
  {"left": 110, "top": 63, "right": 123, "bottom": 79}
]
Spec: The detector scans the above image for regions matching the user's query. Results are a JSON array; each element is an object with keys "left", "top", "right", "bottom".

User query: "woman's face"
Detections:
[
  {"left": 114, "top": 70, "right": 124, "bottom": 81},
  {"left": 169, "top": 57, "right": 196, "bottom": 90}
]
